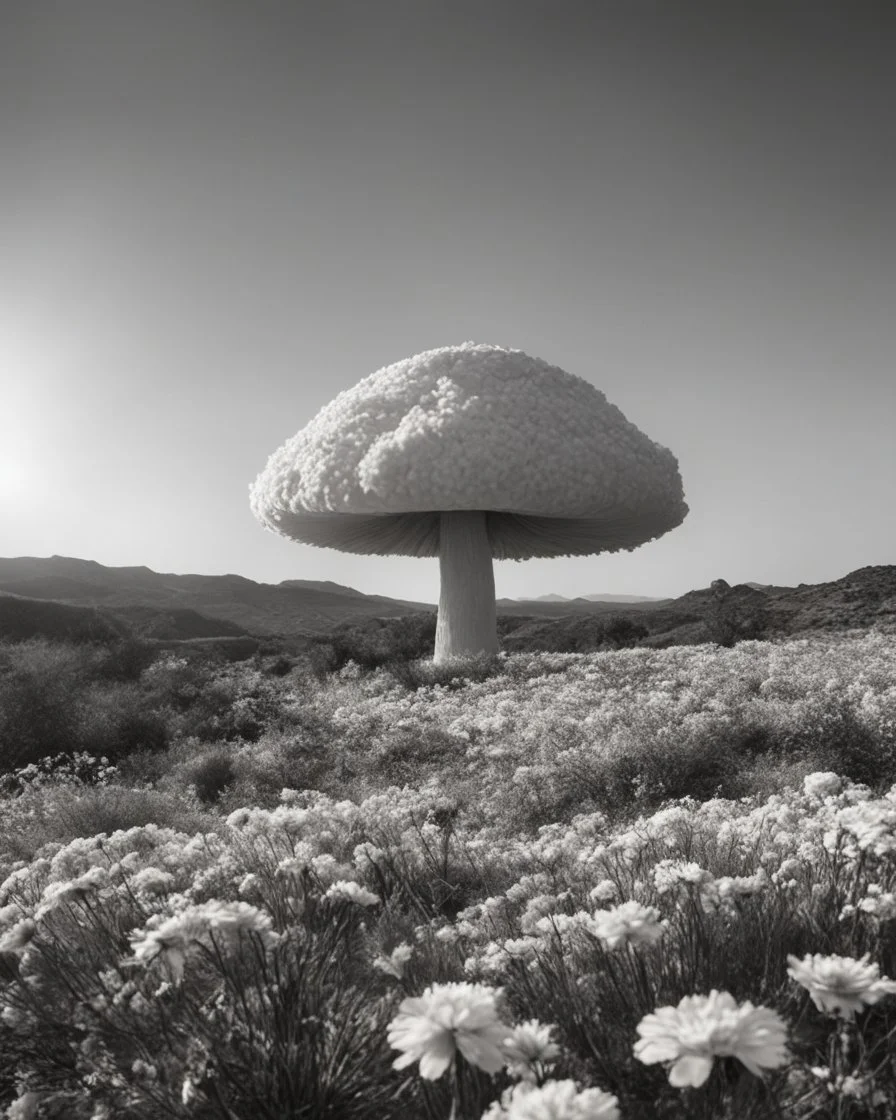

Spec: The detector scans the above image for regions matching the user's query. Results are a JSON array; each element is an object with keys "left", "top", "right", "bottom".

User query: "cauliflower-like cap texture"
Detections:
[{"left": 250, "top": 343, "right": 687, "bottom": 559}]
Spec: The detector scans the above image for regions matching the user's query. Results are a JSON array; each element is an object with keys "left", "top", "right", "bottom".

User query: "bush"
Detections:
[
  {"left": 78, "top": 684, "right": 170, "bottom": 760},
  {"left": 0, "top": 640, "right": 174, "bottom": 771},
  {"left": 223, "top": 731, "right": 345, "bottom": 810},
  {"left": 386, "top": 653, "right": 504, "bottom": 692},
  {"left": 139, "top": 651, "right": 215, "bottom": 712},
  {"left": 264, "top": 654, "right": 295, "bottom": 677},
  {"left": 140, "top": 655, "right": 259, "bottom": 742},
  {"left": 804, "top": 700, "right": 896, "bottom": 787},
  {"left": 604, "top": 618, "right": 650, "bottom": 649},
  {"left": 0, "top": 783, "right": 217, "bottom": 867},
  {"left": 92, "top": 638, "right": 159, "bottom": 682},
  {"left": 501, "top": 615, "right": 651, "bottom": 655},
  {"left": 0, "top": 640, "right": 96, "bottom": 769},
  {"left": 308, "top": 614, "right": 439, "bottom": 677},
  {"left": 601, "top": 735, "right": 747, "bottom": 815},
  {"left": 705, "top": 586, "right": 769, "bottom": 647},
  {"left": 184, "top": 748, "right": 238, "bottom": 804},
  {"left": 363, "top": 725, "right": 465, "bottom": 787},
  {"left": 0, "top": 751, "right": 118, "bottom": 799}
]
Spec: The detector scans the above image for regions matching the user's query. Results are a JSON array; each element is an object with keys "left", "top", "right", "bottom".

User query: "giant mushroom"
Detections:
[{"left": 250, "top": 343, "right": 688, "bottom": 663}]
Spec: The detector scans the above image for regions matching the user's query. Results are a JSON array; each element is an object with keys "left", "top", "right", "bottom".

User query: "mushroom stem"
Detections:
[{"left": 434, "top": 511, "right": 498, "bottom": 664}]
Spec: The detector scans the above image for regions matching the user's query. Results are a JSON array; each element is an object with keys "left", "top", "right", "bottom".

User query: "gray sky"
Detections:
[{"left": 2, "top": 1, "right": 894, "bottom": 602}]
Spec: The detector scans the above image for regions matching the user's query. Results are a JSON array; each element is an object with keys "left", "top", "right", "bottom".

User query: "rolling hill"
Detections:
[
  {"left": 0, "top": 556, "right": 433, "bottom": 637},
  {"left": 1, "top": 556, "right": 894, "bottom": 653},
  {"left": 519, "top": 593, "right": 665, "bottom": 603}
]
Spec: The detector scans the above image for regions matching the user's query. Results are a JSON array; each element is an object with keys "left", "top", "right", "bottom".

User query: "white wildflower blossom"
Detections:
[
  {"left": 465, "top": 942, "right": 511, "bottom": 978},
  {"left": 832, "top": 802, "right": 896, "bottom": 858},
  {"left": 129, "top": 868, "right": 175, "bottom": 896},
  {"left": 5, "top": 1092, "right": 44, "bottom": 1120},
  {"left": 520, "top": 895, "right": 563, "bottom": 934},
  {"left": 237, "top": 873, "right": 261, "bottom": 895},
  {"left": 533, "top": 911, "right": 595, "bottom": 941},
  {"left": 588, "top": 880, "right": 618, "bottom": 904},
  {"left": 634, "top": 990, "right": 789, "bottom": 1087},
  {"left": 787, "top": 953, "right": 896, "bottom": 1019},
  {"left": 373, "top": 943, "right": 413, "bottom": 979},
  {"left": 0, "top": 919, "right": 36, "bottom": 955},
  {"left": 0, "top": 903, "right": 23, "bottom": 926},
  {"left": 653, "top": 860, "right": 714, "bottom": 898},
  {"left": 310, "top": 853, "right": 348, "bottom": 883},
  {"left": 502, "top": 936, "right": 541, "bottom": 962},
  {"left": 353, "top": 841, "right": 385, "bottom": 869},
  {"left": 609, "top": 830, "right": 646, "bottom": 863},
  {"left": 700, "top": 870, "right": 768, "bottom": 914},
  {"left": 858, "top": 885, "right": 896, "bottom": 922},
  {"left": 589, "top": 901, "right": 665, "bottom": 949},
  {"left": 275, "top": 851, "right": 314, "bottom": 878},
  {"left": 387, "top": 981, "right": 510, "bottom": 1079},
  {"left": 481, "top": 1079, "right": 620, "bottom": 1120},
  {"left": 126, "top": 900, "right": 278, "bottom": 984},
  {"left": 771, "top": 858, "right": 803, "bottom": 886},
  {"left": 34, "top": 866, "right": 111, "bottom": 919},
  {"left": 838, "top": 1074, "right": 874, "bottom": 1099},
  {"left": 501, "top": 1019, "right": 561, "bottom": 1080},
  {"left": 803, "top": 773, "right": 843, "bottom": 799},
  {"left": 323, "top": 880, "right": 379, "bottom": 906},
  {"left": 504, "top": 874, "right": 551, "bottom": 904}
]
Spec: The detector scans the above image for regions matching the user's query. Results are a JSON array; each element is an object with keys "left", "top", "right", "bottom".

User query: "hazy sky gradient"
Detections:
[{"left": 2, "top": 1, "right": 894, "bottom": 601}]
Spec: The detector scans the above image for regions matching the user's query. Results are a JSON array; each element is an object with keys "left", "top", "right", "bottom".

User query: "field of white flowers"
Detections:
[{"left": 1, "top": 627, "right": 895, "bottom": 1118}]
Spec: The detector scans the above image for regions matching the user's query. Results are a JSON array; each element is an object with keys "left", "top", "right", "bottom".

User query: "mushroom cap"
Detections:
[{"left": 250, "top": 343, "right": 688, "bottom": 559}]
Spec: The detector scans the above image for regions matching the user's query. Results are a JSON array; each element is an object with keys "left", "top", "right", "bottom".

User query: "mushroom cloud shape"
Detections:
[{"left": 250, "top": 342, "right": 688, "bottom": 663}]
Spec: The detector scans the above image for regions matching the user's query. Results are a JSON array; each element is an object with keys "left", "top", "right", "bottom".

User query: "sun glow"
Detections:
[
  {"left": 0, "top": 457, "right": 30, "bottom": 503},
  {"left": 1, "top": 317, "right": 60, "bottom": 508}
]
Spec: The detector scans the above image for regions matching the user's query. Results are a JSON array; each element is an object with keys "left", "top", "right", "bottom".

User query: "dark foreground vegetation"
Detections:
[{"left": 0, "top": 615, "right": 895, "bottom": 1118}]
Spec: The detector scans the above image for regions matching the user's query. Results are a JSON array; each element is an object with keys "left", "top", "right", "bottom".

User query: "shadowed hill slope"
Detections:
[
  {"left": 0, "top": 593, "right": 130, "bottom": 644},
  {"left": 1, "top": 556, "right": 893, "bottom": 650},
  {"left": 0, "top": 556, "right": 433, "bottom": 636}
]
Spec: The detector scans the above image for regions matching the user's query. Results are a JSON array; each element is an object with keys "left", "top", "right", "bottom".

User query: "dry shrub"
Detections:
[{"left": 184, "top": 747, "right": 238, "bottom": 805}]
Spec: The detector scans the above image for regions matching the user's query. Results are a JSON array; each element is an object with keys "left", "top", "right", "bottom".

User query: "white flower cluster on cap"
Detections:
[{"left": 250, "top": 343, "right": 687, "bottom": 559}]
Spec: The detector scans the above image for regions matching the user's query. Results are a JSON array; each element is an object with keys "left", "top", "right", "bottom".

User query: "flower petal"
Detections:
[
  {"left": 418, "top": 1044, "right": 455, "bottom": 1081},
  {"left": 669, "top": 1053, "right": 714, "bottom": 1088}
]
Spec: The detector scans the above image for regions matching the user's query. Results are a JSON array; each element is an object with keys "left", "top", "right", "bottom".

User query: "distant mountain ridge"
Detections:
[
  {"left": 0, "top": 555, "right": 432, "bottom": 637},
  {"left": 1, "top": 555, "right": 894, "bottom": 649},
  {"left": 277, "top": 578, "right": 369, "bottom": 598},
  {"left": 520, "top": 593, "right": 665, "bottom": 603}
]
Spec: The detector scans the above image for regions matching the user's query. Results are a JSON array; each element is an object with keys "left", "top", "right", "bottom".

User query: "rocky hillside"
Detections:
[{"left": 501, "top": 566, "right": 896, "bottom": 652}]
